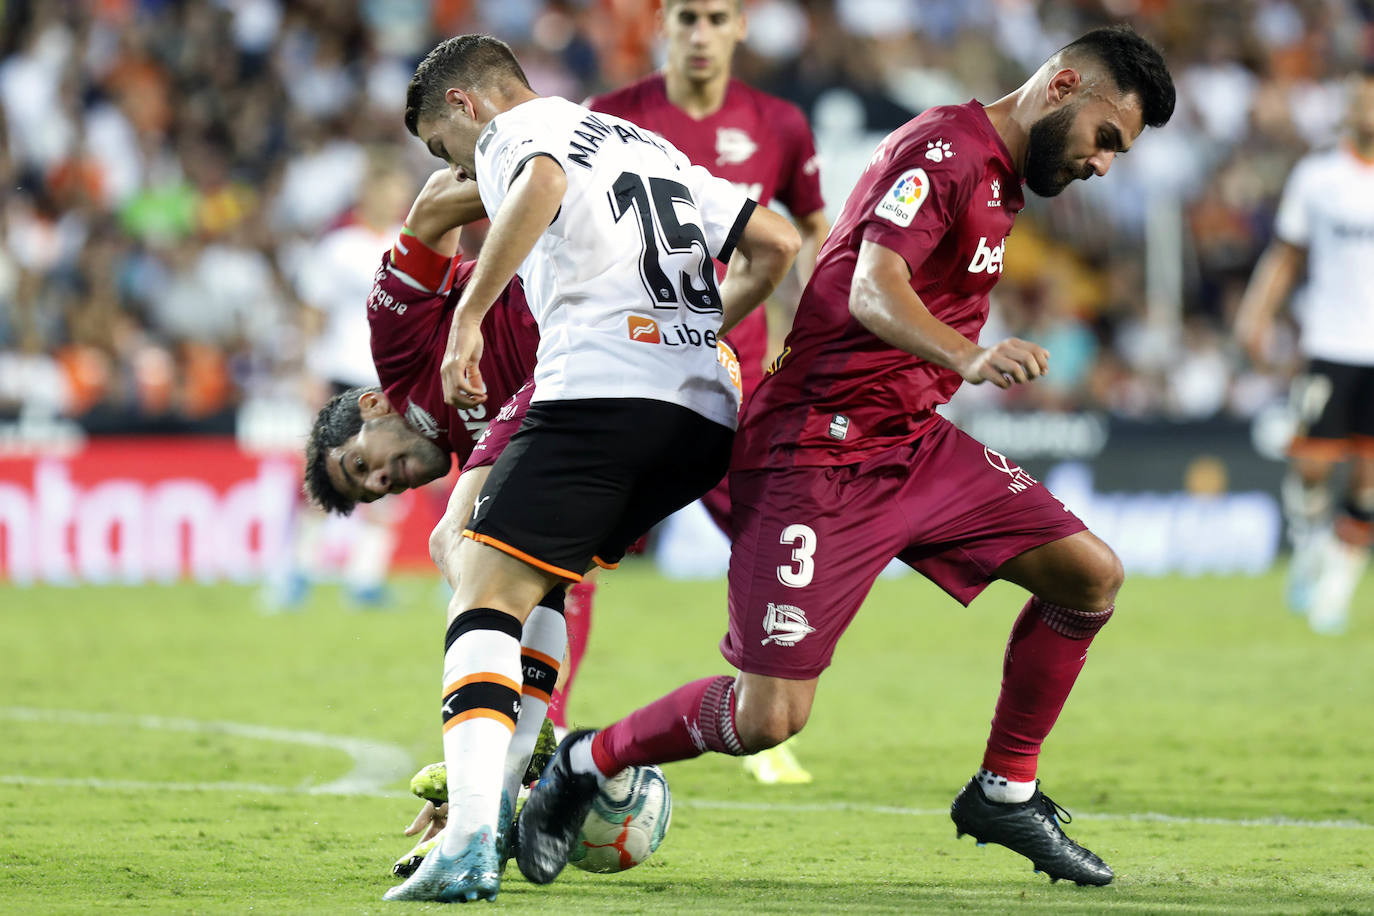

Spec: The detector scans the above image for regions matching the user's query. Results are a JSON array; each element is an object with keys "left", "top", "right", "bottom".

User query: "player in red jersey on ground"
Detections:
[
  {"left": 558, "top": 0, "right": 830, "bottom": 783},
  {"left": 518, "top": 26, "right": 1175, "bottom": 888},
  {"left": 302, "top": 171, "right": 574, "bottom": 872}
]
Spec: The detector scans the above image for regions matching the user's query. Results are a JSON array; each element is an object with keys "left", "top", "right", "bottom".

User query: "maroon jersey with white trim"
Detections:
[
  {"left": 367, "top": 234, "right": 538, "bottom": 462},
  {"left": 589, "top": 74, "right": 825, "bottom": 397},
  {"left": 733, "top": 100, "right": 1023, "bottom": 470}
]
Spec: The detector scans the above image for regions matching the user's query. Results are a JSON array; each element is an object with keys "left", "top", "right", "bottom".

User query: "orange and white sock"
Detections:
[
  {"left": 439, "top": 608, "right": 522, "bottom": 856},
  {"left": 502, "top": 593, "right": 566, "bottom": 805}
]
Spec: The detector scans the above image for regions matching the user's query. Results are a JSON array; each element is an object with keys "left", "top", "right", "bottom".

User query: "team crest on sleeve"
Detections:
[
  {"left": 405, "top": 401, "right": 443, "bottom": 439},
  {"left": 875, "top": 167, "right": 929, "bottom": 227}
]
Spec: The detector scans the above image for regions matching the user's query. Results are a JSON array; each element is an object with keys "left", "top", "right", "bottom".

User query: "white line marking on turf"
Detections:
[
  {"left": 4, "top": 708, "right": 1365, "bottom": 832},
  {"left": 0, "top": 707, "right": 412, "bottom": 796},
  {"left": 0, "top": 775, "right": 409, "bottom": 798},
  {"left": 676, "top": 799, "right": 1373, "bottom": 831},
  {"left": 1, "top": 767, "right": 1366, "bottom": 833}
]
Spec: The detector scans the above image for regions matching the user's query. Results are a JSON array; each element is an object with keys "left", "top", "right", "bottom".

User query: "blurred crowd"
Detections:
[{"left": 2, "top": 0, "right": 1373, "bottom": 429}]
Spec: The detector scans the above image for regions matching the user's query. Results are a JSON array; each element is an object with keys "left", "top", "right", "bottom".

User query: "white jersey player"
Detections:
[
  {"left": 472, "top": 95, "right": 747, "bottom": 426},
  {"left": 383, "top": 35, "right": 799, "bottom": 904},
  {"left": 1236, "top": 66, "right": 1374, "bottom": 634}
]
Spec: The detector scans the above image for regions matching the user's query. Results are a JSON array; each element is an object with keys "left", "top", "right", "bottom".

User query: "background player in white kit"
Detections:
[
  {"left": 384, "top": 35, "right": 799, "bottom": 903},
  {"left": 1236, "top": 66, "right": 1374, "bottom": 635},
  {"left": 268, "top": 153, "right": 413, "bottom": 610}
]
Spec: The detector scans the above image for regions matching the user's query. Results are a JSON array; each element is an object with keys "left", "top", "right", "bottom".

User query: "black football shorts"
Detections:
[
  {"left": 1291, "top": 359, "right": 1374, "bottom": 443},
  {"left": 463, "top": 398, "right": 734, "bottom": 581}
]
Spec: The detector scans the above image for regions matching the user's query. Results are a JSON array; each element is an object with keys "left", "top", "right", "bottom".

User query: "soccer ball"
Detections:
[{"left": 568, "top": 764, "right": 672, "bottom": 873}]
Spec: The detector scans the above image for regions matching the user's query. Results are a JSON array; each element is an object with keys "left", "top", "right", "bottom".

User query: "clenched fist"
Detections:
[{"left": 957, "top": 337, "right": 1049, "bottom": 388}]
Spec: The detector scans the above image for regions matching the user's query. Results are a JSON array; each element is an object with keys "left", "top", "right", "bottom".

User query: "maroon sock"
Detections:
[
  {"left": 590, "top": 675, "right": 743, "bottom": 777},
  {"left": 981, "top": 597, "right": 1114, "bottom": 782},
  {"left": 549, "top": 579, "right": 595, "bottom": 728}
]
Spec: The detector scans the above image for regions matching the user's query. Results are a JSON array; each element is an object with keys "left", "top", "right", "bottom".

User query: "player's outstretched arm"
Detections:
[
  {"left": 719, "top": 206, "right": 801, "bottom": 335},
  {"left": 1234, "top": 239, "right": 1305, "bottom": 367},
  {"left": 443, "top": 156, "right": 567, "bottom": 408},
  {"left": 405, "top": 170, "right": 488, "bottom": 254},
  {"left": 850, "top": 239, "right": 1047, "bottom": 389}
]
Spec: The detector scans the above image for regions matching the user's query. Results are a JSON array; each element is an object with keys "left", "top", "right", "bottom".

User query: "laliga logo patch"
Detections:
[
  {"left": 874, "top": 167, "right": 928, "bottom": 228},
  {"left": 627, "top": 315, "right": 661, "bottom": 343}
]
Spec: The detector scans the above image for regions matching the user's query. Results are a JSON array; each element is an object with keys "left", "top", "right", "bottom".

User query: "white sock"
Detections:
[
  {"left": 501, "top": 602, "right": 567, "bottom": 806},
  {"left": 439, "top": 608, "right": 523, "bottom": 856},
  {"left": 1309, "top": 536, "right": 1368, "bottom": 634},
  {"left": 976, "top": 768, "right": 1035, "bottom": 804},
  {"left": 1282, "top": 474, "right": 1332, "bottom": 591},
  {"left": 568, "top": 733, "right": 607, "bottom": 784}
]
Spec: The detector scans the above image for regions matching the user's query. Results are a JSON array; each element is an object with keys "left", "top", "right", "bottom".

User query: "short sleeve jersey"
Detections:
[
  {"left": 589, "top": 74, "right": 825, "bottom": 397},
  {"left": 733, "top": 101, "right": 1023, "bottom": 470},
  {"left": 367, "top": 232, "right": 539, "bottom": 462},
  {"left": 1273, "top": 146, "right": 1374, "bottom": 366},
  {"left": 473, "top": 96, "right": 754, "bottom": 429}
]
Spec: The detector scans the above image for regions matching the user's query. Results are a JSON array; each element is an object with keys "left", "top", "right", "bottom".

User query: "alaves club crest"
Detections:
[{"left": 761, "top": 603, "right": 815, "bottom": 646}]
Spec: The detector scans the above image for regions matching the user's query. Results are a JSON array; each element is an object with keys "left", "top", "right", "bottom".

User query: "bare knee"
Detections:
[
  {"left": 1061, "top": 538, "right": 1124, "bottom": 611},
  {"left": 428, "top": 516, "right": 464, "bottom": 588},
  {"left": 733, "top": 677, "right": 814, "bottom": 753},
  {"left": 1092, "top": 544, "right": 1125, "bottom": 609},
  {"left": 1293, "top": 456, "right": 1335, "bottom": 488},
  {"left": 734, "top": 703, "right": 805, "bottom": 753}
]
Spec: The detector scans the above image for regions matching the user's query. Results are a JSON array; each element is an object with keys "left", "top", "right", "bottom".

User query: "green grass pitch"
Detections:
[{"left": 2, "top": 564, "right": 1371, "bottom": 914}]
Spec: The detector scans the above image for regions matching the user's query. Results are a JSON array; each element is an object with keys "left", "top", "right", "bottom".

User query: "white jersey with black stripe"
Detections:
[
  {"left": 474, "top": 96, "right": 753, "bottom": 428},
  {"left": 1274, "top": 146, "right": 1374, "bottom": 366}
]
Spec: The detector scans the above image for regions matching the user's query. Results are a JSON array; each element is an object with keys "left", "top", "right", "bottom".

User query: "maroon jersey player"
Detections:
[
  {"left": 303, "top": 175, "right": 538, "bottom": 517},
  {"left": 305, "top": 173, "right": 585, "bottom": 887},
  {"left": 518, "top": 26, "right": 1176, "bottom": 889}
]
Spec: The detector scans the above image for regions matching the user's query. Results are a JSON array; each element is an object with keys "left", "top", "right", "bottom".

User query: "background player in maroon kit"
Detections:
[
  {"left": 518, "top": 26, "right": 1175, "bottom": 888},
  {"left": 567, "top": 0, "right": 829, "bottom": 783}
]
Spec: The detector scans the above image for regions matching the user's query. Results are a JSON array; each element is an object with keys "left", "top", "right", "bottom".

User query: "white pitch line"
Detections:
[
  {"left": 676, "top": 798, "right": 1373, "bottom": 831},
  {"left": 0, "top": 775, "right": 1366, "bottom": 833},
  {"left": 0, "top": 775, "right": 408, "bottom": 798},
  {"left": 0, "top": 707, "right": 412, "bottom": 796},
  {"left": 4, "top": 708, "right": 1366, "bottom": 832}
]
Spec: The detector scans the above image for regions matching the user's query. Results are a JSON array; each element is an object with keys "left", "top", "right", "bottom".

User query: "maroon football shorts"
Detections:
[
  {"left": 462, "top": 379, "right": 534, "bottom": 473},
  {"left": 720, "top": 415, "right": 1087, "bottom": 680},
  {"left": 699, "top": 474, "right": 734, "bottom": 540}
]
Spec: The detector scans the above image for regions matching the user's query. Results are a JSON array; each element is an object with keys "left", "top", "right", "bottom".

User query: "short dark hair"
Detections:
[
  {"left": 405, "top": 35, "right": 531, "bottom": 137},
  {"left": 303, "top": 385, "right": 380, "bottom": 516},
  {"left": 1058, "top": 25, "right": 1176, "bottom": 129}
]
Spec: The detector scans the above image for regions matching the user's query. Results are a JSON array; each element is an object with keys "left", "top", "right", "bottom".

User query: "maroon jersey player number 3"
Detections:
[{"left": 518, "top": 25, "right": 1177, "bottom": 892}]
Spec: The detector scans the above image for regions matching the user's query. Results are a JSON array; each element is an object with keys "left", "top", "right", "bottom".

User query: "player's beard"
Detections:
[
  {"left": 1024, "top": 104, "right": 1088, "bottom": 198},
  {"left": 404, "top": 434, "right": 451, "bottom": 487}
]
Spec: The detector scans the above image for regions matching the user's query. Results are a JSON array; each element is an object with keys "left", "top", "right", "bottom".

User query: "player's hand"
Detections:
[
  {"left": 404, "top": 800, "right": 448, "bottom": 843},
  {"left": 958, "top": 338, "right": 1049, "bottom": 388},
  {"left": 442, "top": 313, "right": 487, "bottom": 408}
]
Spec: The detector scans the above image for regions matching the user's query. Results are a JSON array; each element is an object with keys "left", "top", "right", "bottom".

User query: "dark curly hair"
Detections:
[
  {"left": 303, "top": 385, "right": 380, "bottom": 515},
  {"left": 405, "top": 35, "right": 531, "bottom": 137},
  {"left": 1058, "top": 25, "right": 1176, "bottom": 129}
]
